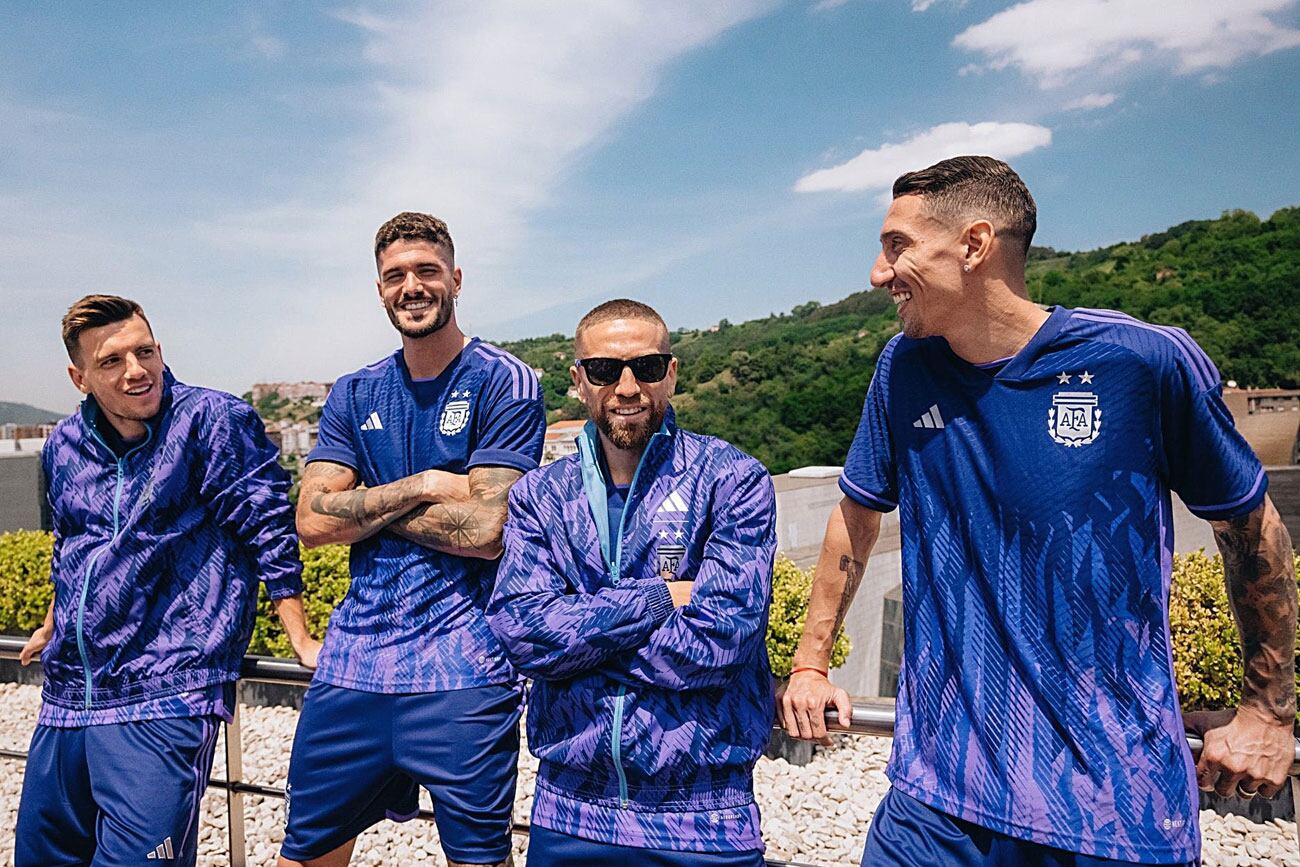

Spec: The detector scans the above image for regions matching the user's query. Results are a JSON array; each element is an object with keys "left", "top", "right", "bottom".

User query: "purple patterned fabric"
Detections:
[
  {"left": 39, "top": 682, "right": 236, "bottom": 727},
  {"left": 489, "top": 416, "right": 775, "bottom": 853},
  {"left": 38, "top": 370, "right": 302, "bottom": 717}
]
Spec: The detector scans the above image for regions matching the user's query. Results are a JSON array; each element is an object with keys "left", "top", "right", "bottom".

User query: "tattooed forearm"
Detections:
[
  {"left": 296, "top": 461, "right": 426, "bottom": 547},
  {"left": 1210, "top": 496, "right": 1298, "bottom": 724},
  {"left": 390, "top": 466, "right": 522, "bottom": 558},
  {"left": 831, "top": 555, "right": 867, "bottom": 637}
]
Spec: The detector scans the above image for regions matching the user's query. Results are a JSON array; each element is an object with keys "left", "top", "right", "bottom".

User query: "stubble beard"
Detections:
[
  {"left": 595, "top": 402, "right": 666, "bottom": 452},
  {"left": 387, "top": 298, "right": 453, "bottom": 340}
]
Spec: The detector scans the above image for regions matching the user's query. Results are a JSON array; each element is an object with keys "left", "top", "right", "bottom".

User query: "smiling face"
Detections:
[
  {"left": 68, "top": 314, "right": 165, "bottom": 438},
  {"left": 869, "top": 194, "right": 968, "bottom": 340},
  {"left": 375, "top": 238, "right": 461, "bottom": 339},
  {"left": 571, "top": 317, "right": 677, "bottom": 455}
]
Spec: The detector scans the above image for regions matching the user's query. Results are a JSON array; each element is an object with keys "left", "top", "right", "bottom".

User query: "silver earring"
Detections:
[{"left": 962, "top": 264, "right": 971, "bottom": 273}]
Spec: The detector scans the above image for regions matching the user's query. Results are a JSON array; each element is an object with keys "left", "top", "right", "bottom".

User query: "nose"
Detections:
[
  {"left": 124, "top": 353, "right": 147, "bottom": 379},
  {"left": 869, "top": 251, "right": 894, "bottom": 289},
  {"left": 614, "top": 365, "right": 641, "bottom": 397}
]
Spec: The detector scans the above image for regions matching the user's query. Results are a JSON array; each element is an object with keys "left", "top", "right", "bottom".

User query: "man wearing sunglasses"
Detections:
[{"left": 488, "top": 299, "right": 777, "bottom": 866}]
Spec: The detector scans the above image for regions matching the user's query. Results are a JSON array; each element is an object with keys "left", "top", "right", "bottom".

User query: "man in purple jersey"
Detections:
[
  {"left": 780, "top": 156, "right": 1296, "bottom": 866},
  {"left": 277, "top": 213, "right": 544, "bottom": 867},
  {"left": 16, "top": 294, "right": 320, "bottom": 867}
]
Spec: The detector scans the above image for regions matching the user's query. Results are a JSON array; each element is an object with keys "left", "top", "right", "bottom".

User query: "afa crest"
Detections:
[
  {"left": 1048, "top": 391, "right": 1101, "bottom": 447},
  {"left": 439, "top": 398, "right": 471, "bottom": 436},
  {"left": 657, "top": 544, "right": 686, "bottom": 579}
]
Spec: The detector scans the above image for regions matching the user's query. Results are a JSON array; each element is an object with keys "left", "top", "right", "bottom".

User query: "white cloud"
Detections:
[
  {"left": 1062, "top": 91, "right": 1118, "bottom": 111},
  {"left": 954, "top": 0, "right": 1300, "bottom": 87},
  {"left": 811, "top": 0, "right": 852, "bottom": 10},
  {"left": 794, "top": 121, "right": 1052, "bottom": 194}
]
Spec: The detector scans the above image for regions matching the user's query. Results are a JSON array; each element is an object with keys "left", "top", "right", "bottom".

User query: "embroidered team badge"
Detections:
[
  {"left": 1048, "top": 372, "right": 1101, "bottom": 447},
  {"left": 657, "top": 544, "right": 686, "bottom": 579},
  {"left": 440, "top": 390, "right": 472, "bottom": 436}
]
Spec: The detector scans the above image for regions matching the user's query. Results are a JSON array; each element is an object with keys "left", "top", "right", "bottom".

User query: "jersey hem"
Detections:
[
  {"left": 888, "top": 775, "right": 1199, "bottom": 864},
  {"left": 312, "top": 668, "right": 516, "bottom": 694}
]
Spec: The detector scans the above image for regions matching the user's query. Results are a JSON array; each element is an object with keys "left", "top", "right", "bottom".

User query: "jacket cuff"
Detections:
[
  {"left": 638, "top": 578, "right": 675, "bottom": 626},
  {"left": 263, "top": 573, "right": 304, "bottom": 601}
]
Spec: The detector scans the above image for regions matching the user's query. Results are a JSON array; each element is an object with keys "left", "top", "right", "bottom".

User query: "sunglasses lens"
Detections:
[
  {"left": 629, "top": 355, "right": 670, "bottom": 383},
  {"left": 582, "top": 358, "right": 623, "bottom": 386}
]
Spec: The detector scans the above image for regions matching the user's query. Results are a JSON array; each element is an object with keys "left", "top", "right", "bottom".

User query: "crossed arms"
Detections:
[{"left": 296, "top": 460, "right": 522, "bottom": 558}]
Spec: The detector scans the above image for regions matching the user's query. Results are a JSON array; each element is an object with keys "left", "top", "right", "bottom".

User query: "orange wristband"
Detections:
[{"left": 790, "top": 666, "right": 828, "bottom": 677}]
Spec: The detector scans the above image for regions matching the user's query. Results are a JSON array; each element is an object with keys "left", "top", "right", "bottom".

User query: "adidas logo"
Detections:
[
  {"left": 146, "top": 836, "right": 175, "bottom": 860},
  {"left": 359, "top": 411, "right": 384, "bottom": 431},
  {"left": 912, "top": 404, "right": 945, "bottom": 430},
  {"left": 657, "top": 490, "right": 689, "bottom": 514}
]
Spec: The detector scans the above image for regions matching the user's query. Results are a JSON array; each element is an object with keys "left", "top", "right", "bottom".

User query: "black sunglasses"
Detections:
[{"left": 576, "top": 353, "right": 673, "bottom": 387}]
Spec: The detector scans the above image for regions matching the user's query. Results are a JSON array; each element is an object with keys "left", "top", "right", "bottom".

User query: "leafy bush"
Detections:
[
  {"left": 248, "top": 544, "right": 351, "bottom": 656},
  {"left": 0, "top": 530, "right": 55, "bottom": 634},
  {"left": 1169, "top": 549, "right": 1300, "bottom": 719},
  {"left": 766, "top": 555, "right": 851, "bottom": 678}
]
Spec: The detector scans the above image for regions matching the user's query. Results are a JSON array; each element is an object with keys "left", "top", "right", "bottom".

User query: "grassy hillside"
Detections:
[
  {"left": 498, "top": 207, "right": 1299, "bottom": 474},
  {"left": 0, "top": 401, "right": 63, "bottom": 426}
]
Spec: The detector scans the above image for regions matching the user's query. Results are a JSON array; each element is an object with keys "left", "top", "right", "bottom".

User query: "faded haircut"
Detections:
[
  {"left": 61, "top": 294, "right": 153, "bottom": 364},
  {"left": 575, "top": 299, "right": 671, "bottom": 355},
  {"left": 892, "top": 155, "right": 1037, "bottom": 256},
  {"left": 374, "top": 211, "right": 455, "bottom": 264}
]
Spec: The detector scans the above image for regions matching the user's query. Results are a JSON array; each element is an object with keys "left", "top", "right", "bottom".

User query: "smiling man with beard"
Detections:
[
  {"left": 488, "top": 299, "right": 777, "bottom": 866},
  {"left": 276, "top": 213, "right": 545, "bottom": 867}
]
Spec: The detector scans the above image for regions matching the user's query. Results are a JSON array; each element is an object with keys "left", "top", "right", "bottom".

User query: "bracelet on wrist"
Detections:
[{"left": 790, "top": 666, "right": 829, "bottom": 678}]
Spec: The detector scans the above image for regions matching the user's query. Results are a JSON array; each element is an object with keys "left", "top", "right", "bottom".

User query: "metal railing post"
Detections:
[
  {"left": 225, "top": 702, "right": 248, "bottom": 867},
  {"left": 1293, "top": 776, "right": 1299, "bottom": 850}
]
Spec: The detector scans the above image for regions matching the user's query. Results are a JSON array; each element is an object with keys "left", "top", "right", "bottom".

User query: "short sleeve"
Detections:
[
  {"left": 468, "top": 362, "right": 546, "bottom": 473},
  {"left": 1158, "top": 333, "right": 1266, "bottom": 521},
  {"left": 840, "top": 339, "right": 900, "bottom": 512},
  {"left": 305, "top": 381, "right": 358, "bottom": 470}
]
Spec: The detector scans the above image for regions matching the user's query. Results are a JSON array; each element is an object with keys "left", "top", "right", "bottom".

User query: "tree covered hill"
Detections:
[
  {"left": 0, "top": 401, "right": 63, "bottom": 426},
  {"left": 498, "top": 207, "right": 1299, "bottom": 474}
]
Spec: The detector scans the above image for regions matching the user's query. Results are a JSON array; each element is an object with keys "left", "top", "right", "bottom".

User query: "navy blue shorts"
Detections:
[
  {"left": 14, "top": 716, "right": 221, "bottom": 867},
  {"left": 862, "top": 787, "right": 1200, "bottom": 867},
  {"left": 280, "top": 681, "right": 522, "bottom": 864},
  {"left": 526, "top": 825, "right": 766, "bottom": 866}
]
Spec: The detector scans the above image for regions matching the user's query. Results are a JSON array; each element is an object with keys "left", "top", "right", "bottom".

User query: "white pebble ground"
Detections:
[{"left": 0, "top": 683, "right": 1296, "bottom": 866}]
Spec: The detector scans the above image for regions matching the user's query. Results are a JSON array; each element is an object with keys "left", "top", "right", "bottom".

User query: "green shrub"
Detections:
[
  {"left": 249, "top": 543, "right": 351, "bottom": 656},
  {"left": 766, "top": 555, "right": 851, "bottom": 678},
  {"left": 1169, "top": 549, "right": 1300, "bottom": 719},
  {"left": 0, "top": 530, "right": 55, "bottom": 635}
]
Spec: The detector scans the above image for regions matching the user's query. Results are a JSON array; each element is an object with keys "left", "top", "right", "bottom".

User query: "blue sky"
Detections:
[{"left": 3, "top": 0, "right": 1298, "bottom": 411}]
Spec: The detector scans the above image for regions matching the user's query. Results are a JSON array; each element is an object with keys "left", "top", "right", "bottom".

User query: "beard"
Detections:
[
  {"left": 594, "top": 400, "right": 667, "bottom": 452},
  {"left": 385, "top": 297, "right": 453, "bottom": 339}
]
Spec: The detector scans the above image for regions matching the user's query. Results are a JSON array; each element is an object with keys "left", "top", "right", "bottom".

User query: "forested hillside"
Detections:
[{"left": 500, "top": 207, "right": 1300, "bottom": 474}]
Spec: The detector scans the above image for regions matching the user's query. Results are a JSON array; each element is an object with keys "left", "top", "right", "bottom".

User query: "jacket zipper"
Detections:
[
  {"left": 605, "top": 430, "right": 663, "bottom": 808},
  {"left": 76, "top": 421, "right": 152, "bottom": 709}
]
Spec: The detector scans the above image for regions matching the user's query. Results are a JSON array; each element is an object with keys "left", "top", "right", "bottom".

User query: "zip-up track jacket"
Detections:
[
  {"left": 488, "top": 415, "right": 776, "bottom": 852},
  {"left": 39, "top": 371, "right": 303, "bottom": 713}
]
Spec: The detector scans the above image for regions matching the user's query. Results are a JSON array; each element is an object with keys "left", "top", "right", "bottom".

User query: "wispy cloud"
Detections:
[
  {"left": 793, "top": 121, "right": 1052, "bottom": 195},
  {"left": 1062, "top": 91, "right": 1118, "bottom": 111},
  {"left": 954, "top": 0, "right": 1300, "bottom": 88}
]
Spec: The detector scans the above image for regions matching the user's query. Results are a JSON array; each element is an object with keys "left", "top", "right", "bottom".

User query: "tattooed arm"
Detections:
[
  {"left": 388, "top": 465, "right": 523, "bottom": 560},
  {"left": 295, "top": 461, "right": 467, "bottom": 548},
  {"left": 779, "top": 497, "right": 882, "bottom": 742},
  {"left": 1188, "top": 495, "right": 1298, "bottom": 799}
]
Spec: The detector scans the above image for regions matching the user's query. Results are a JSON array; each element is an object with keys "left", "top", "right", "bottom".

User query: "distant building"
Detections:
[
  {"left": 1223, "top": 387, "right": 1300, "bottom": 465},
  {"left": 542, "top": 420, "right": 585, "bottom": 464},
  {"left": 250, "top": 382, "right": 332, "bottom": 404},
  {"left": 265, "top": 421, "right": 318, "bottom": 457},
  {"left": 0, "top": 423, "right": 56, "bottom": 441}
]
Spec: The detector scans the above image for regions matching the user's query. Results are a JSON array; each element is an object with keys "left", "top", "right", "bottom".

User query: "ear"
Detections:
[
  {"left": 665, "top": 356, "right": 679, "bottom": 393},
  {"left": 963, "top": 220, "right": 996, "bottom": 272},
  {"left": 569, "top": 363, "right": 582, "bottom": 391},
  {"left": 452, "top": 266, "right": 463, "bottom": 299},
  {"left": 67, "top": 363, "right": 89, "bottom": 394}
]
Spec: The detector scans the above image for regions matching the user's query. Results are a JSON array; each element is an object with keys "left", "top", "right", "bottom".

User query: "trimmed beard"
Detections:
[
  {"left": 386, "top": 298, "right": 453, "bottom": 339},
  {"left": 595, "top": 401, "right": 667, "bottom": 453}
]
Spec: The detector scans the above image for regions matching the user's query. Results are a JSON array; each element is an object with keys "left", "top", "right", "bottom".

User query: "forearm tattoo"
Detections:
[
  {"left": 831, "top": 555, "right": 866, "bottom": 637},
  {"left": 1211, "top": 498, "right": 1298, "bottom": 723},
  {"left": 390, "top": 466, "right": 521, "bottom": 556}
]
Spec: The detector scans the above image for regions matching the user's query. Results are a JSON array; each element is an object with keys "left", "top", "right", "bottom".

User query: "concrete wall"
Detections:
[{"left": 0, "top": 453, "right": 48, "bottom": 533}]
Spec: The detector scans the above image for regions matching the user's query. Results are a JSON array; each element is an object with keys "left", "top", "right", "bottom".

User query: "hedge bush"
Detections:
[{"left": 4, "top": 529, "right": 1296, "bottom": 711}]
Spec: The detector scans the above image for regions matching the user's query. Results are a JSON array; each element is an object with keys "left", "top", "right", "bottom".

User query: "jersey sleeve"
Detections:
[
  {"left": 1157, "top": 331, "right": 1266, "bottom": 521},
  {"left": 468, "top": 359, "right": 546, "bottom": 473},
  {"left": 305, "top": 380, "right": 358, "bottom": 470},
  {"left": 840, "top": 341, "right": 899, "bottom": 512}
]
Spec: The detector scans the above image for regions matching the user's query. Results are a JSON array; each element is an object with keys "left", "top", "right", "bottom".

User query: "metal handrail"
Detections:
[{"left": 2, "top": 636, "right": 1298, "bottom": 865}]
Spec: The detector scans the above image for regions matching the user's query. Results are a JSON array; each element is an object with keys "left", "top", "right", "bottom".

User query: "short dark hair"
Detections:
[
  {"left": 374, "top": 212, "right": 455, "bottom": 263},
  {"left": 62, "top": 295, "right": 152, "bottom": 364},
  {"left": 892, "top": 156, "right": 1037, "bottom": 256},
  {"left": 575, "top": 299, "right": 670, "bottom": 354}
]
